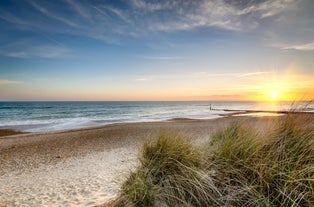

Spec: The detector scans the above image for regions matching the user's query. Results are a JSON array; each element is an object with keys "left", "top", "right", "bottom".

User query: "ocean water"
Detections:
[{"left": 0, "top": 101, "right": 312, "bottom": 132}]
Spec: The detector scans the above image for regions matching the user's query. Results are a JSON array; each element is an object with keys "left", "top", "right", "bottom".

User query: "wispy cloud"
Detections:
[
  {"left": 131, "top": 0, "right": 170, "bottom": 11},
  {"left": 142, "top": 56, "right": 183, "bottom": 60},
  {"left": 133, "top": 76, "right": 153, "bottom": 82},
  {"left": 0, "top": 80, "right": 23, "bottom": 85},
  {"left": 65, "top": 0, "right": 91, "bottom": 19},
  {"left": 0, "top": 0, "right": 301, "bottom": 44},
  {"left": 0, "top": 9, "right": 38, "bottom": 29},
  {"left": 282, "top": 42, "right": 314, "bottom": 51},
  {"left": 130, "top": 0, "right": 297, "bottom": 32},
  {"left": 28, "top": 0, "right": 78, "bottom": 27},
  {"left": 189, "top": 72, "right": 238, "bottom": 78},
  {"left": 0, "top": 44, "right": 69, "bottom": 58},
  {"left": 238, "top": 0, "right": 296, "bottom": 18},
  {"left": 238, "top": 72, "right": 271, "bottom": 77},
  {"left": 0, "top": 0, "right": 310, "bottom": 58}
]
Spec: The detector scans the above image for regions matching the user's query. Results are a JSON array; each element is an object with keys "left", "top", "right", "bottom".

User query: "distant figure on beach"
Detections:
[{"left": 210, "top": 104, "right": 212, "bottom": 110}]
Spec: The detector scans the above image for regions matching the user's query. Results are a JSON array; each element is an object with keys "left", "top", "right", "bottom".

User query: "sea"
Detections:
[{"left": 0, "top": 101, "right": 312, "bottom": 132}]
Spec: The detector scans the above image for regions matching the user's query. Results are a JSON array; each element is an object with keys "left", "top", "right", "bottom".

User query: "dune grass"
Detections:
[{"left": 113, "top": 115, "right": 313, "bottom": 207}]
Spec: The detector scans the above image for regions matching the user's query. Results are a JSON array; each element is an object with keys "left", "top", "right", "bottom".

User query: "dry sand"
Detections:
[{"left": 0, "top": 116, "right": 282, "bottom": 207}]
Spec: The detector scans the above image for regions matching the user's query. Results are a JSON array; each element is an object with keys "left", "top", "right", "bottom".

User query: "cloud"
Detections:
[
  {"left": 28, "top": 0, "right": 78, "bottom": 27},
  {"left": 0, "top": 0, "right": 306, "bottom": 45},
  {"left": 188, "top": 94, "right": 245, "bottom": 101},
  {"left": 133, "top": 76, "right": 152, "bottom": 82},
  {"left": 142, "top": 56, "right": 183, "bottom": 60},
  {"left": 239, "top": 0, "right": 296, "bottom": 18},
  {"left": 131, "top": 0, "right": 169, "bottom": 11},
  {"left": 2, "top": 50, "right": 65, "bottom": 58},
  {"left": 0, "top": 11, "right": 31, "bottom": 27},
  {"left": 0, "top": 43, "right": 69, "bottom": 58},
  {"left": 259, "top": 0, "right": 314, "bottom": 51},
  {"left": 282, "top": 42, "right": 314, "bottom": 51},
  {"left": 238, "top": 72, "right": 271, "bottom": 77},
  {"left": 0, "top": 80, "right": 23, "bottom": 85},
  {"left": 102, "top": 5, "right": 133, "bottom": 25},
  {"left": 129, "top": 0, "right": 297, "bottom": 32},
  {"left": 65, "top": 0, "right": 91, "bottom": 19}
]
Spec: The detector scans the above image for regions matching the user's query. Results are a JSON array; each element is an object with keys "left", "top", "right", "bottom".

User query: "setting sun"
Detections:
[
  {"left": 249, "top": 69, "right": 314, "bottom": 102},
  {"left": 257, "top": 82, "right": 287, "bottom": 102},
  {"left": 262, "top": 86, "right": 285, "bottom": 102},
  {"left": 269, "top": 90, "right": 280, "bottom": 100}
]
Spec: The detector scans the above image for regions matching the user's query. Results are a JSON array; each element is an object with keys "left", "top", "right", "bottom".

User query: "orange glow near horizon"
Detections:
[
  {"left": 249, "top": 69, "right": 313, "bottom": 102},
  {"left": 260, "top": 83, "right": 287, "bottom": 102},
  {"left": 269, "top": 90, "right": 279, "bottom": 100},
  {"left": 1, "top": 65, "right": 313, "bottom": 102},
  {"left": 234, "top": 64, "right": 311, "bottom": 102}
]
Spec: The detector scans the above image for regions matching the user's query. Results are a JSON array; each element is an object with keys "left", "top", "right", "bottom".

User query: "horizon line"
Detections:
[{"left": 0, "top": 100, "right": 311, "bottom": 102}]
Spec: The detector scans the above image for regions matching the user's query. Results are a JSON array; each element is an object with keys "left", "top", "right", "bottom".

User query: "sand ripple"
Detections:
[{"left": 0, "top": 147, "right": 137, "bottom": 207}]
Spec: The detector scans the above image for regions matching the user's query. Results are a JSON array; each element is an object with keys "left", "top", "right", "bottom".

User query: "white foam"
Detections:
[
  {"left": 3, "top": 100, "right": 307, "bottom": 133},
  {"left": 25, "top": 119, "right": 99, "bottom": 132},
  {"left": 0, "top": 110, "right": 234, "bottom": 133}
]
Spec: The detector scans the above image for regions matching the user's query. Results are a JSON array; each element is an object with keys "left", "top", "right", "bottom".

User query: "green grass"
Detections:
[{"left": 113, "top": 115, "right": 314, "bottom": 207}]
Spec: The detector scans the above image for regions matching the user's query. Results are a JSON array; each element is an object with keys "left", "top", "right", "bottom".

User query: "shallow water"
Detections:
[
  {"left": 1, "top": 101, "right": 310, "bottom": 132},
  {"left": 233, "top": 112, "right": 285, "bottom": 117}
]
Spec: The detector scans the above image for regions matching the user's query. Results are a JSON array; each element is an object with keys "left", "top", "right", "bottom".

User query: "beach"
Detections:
[
  {"left": 1, "top": 0, "right": 313, "bottom": 205},
  {"left": 0, "top": 115, "right": 286, "bottom": 207}
]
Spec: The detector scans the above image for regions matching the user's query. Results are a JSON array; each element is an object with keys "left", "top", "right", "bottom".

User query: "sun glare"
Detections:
[
  {"left": 260, "top": 83, "right": 286, "bottom": 102},
  {"left": 269, "top": 90, "right": 279, "bottom": 100}
]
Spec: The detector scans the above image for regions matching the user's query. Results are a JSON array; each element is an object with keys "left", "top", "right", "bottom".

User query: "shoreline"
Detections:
[
  {"left": 1, "top": 109, "right": 310, "bottom": 136},
  {"left": 0, "top": 129, "right": 27, "bottom": 137},
  {"left": 216, "top": 109, "right": 314, "bottom": 116},
  {"left": 0, "top": 114, "right": 311, "bottom": 206}
]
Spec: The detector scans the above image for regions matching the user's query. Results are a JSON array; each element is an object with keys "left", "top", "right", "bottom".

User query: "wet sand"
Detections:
[
  {"left": 0, "top": 129, "right": 26, "bottom": 137},
  {"left": 0, "top": 116, "right": 286, "bottom": 206}
]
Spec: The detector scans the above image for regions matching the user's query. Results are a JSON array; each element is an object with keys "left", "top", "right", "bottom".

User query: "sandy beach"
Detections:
[
  {"left": 1, "top": 0, "right": 313, "bottom": 205},
  {"left": 0, "top": 116, "right": 288, "bottom": 206}
]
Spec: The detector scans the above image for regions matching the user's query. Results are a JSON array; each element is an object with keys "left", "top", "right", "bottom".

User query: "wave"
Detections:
[
  {"left": 0, "top": 111, "right": 228, "bottom": 132},
  {"left": 0, "top": 101, "right": 312, "bottom": 132}
]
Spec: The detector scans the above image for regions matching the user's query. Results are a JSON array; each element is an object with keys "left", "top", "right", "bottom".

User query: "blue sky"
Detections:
[{"left": 0, "top": 0, "right": 313, "bottom": 101}]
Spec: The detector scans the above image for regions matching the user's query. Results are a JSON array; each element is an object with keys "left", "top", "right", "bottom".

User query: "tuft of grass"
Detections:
[
  {"left": 113, "top": 115, "right": 314, "bottom": 207},
  {"left": 208, "top": 115, "right": 314, "bottom": 206},
  {"left": 114, "top": 133, "right": 221, "bottom": 207},
  {"left": 253, "top": 115, "right": 314, "bottom": 206}
]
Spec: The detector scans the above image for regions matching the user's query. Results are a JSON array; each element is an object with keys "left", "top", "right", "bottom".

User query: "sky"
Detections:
[{"left": 0, "top": 0, "right": 313, "bottom": 101}]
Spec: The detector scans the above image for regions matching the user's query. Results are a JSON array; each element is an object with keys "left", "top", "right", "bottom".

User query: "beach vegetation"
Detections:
[{"left": 113, "top": 114, "right": 314, "bottom": 207}]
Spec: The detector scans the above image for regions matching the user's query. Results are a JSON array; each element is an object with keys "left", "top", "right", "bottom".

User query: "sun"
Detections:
[
  {"left": 268, "top": 90, "right": 279, "bottom": 100},
  {"left": 250, "top": 69, "right": 313, "bottom": 102},
  {"left": 261, "top": 85, "right": 285, "bottom": 102}
]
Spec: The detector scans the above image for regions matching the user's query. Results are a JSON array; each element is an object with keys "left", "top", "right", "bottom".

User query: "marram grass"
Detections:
[{"left": 113, "top": 115, "right": 313, "bottom": 207}]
